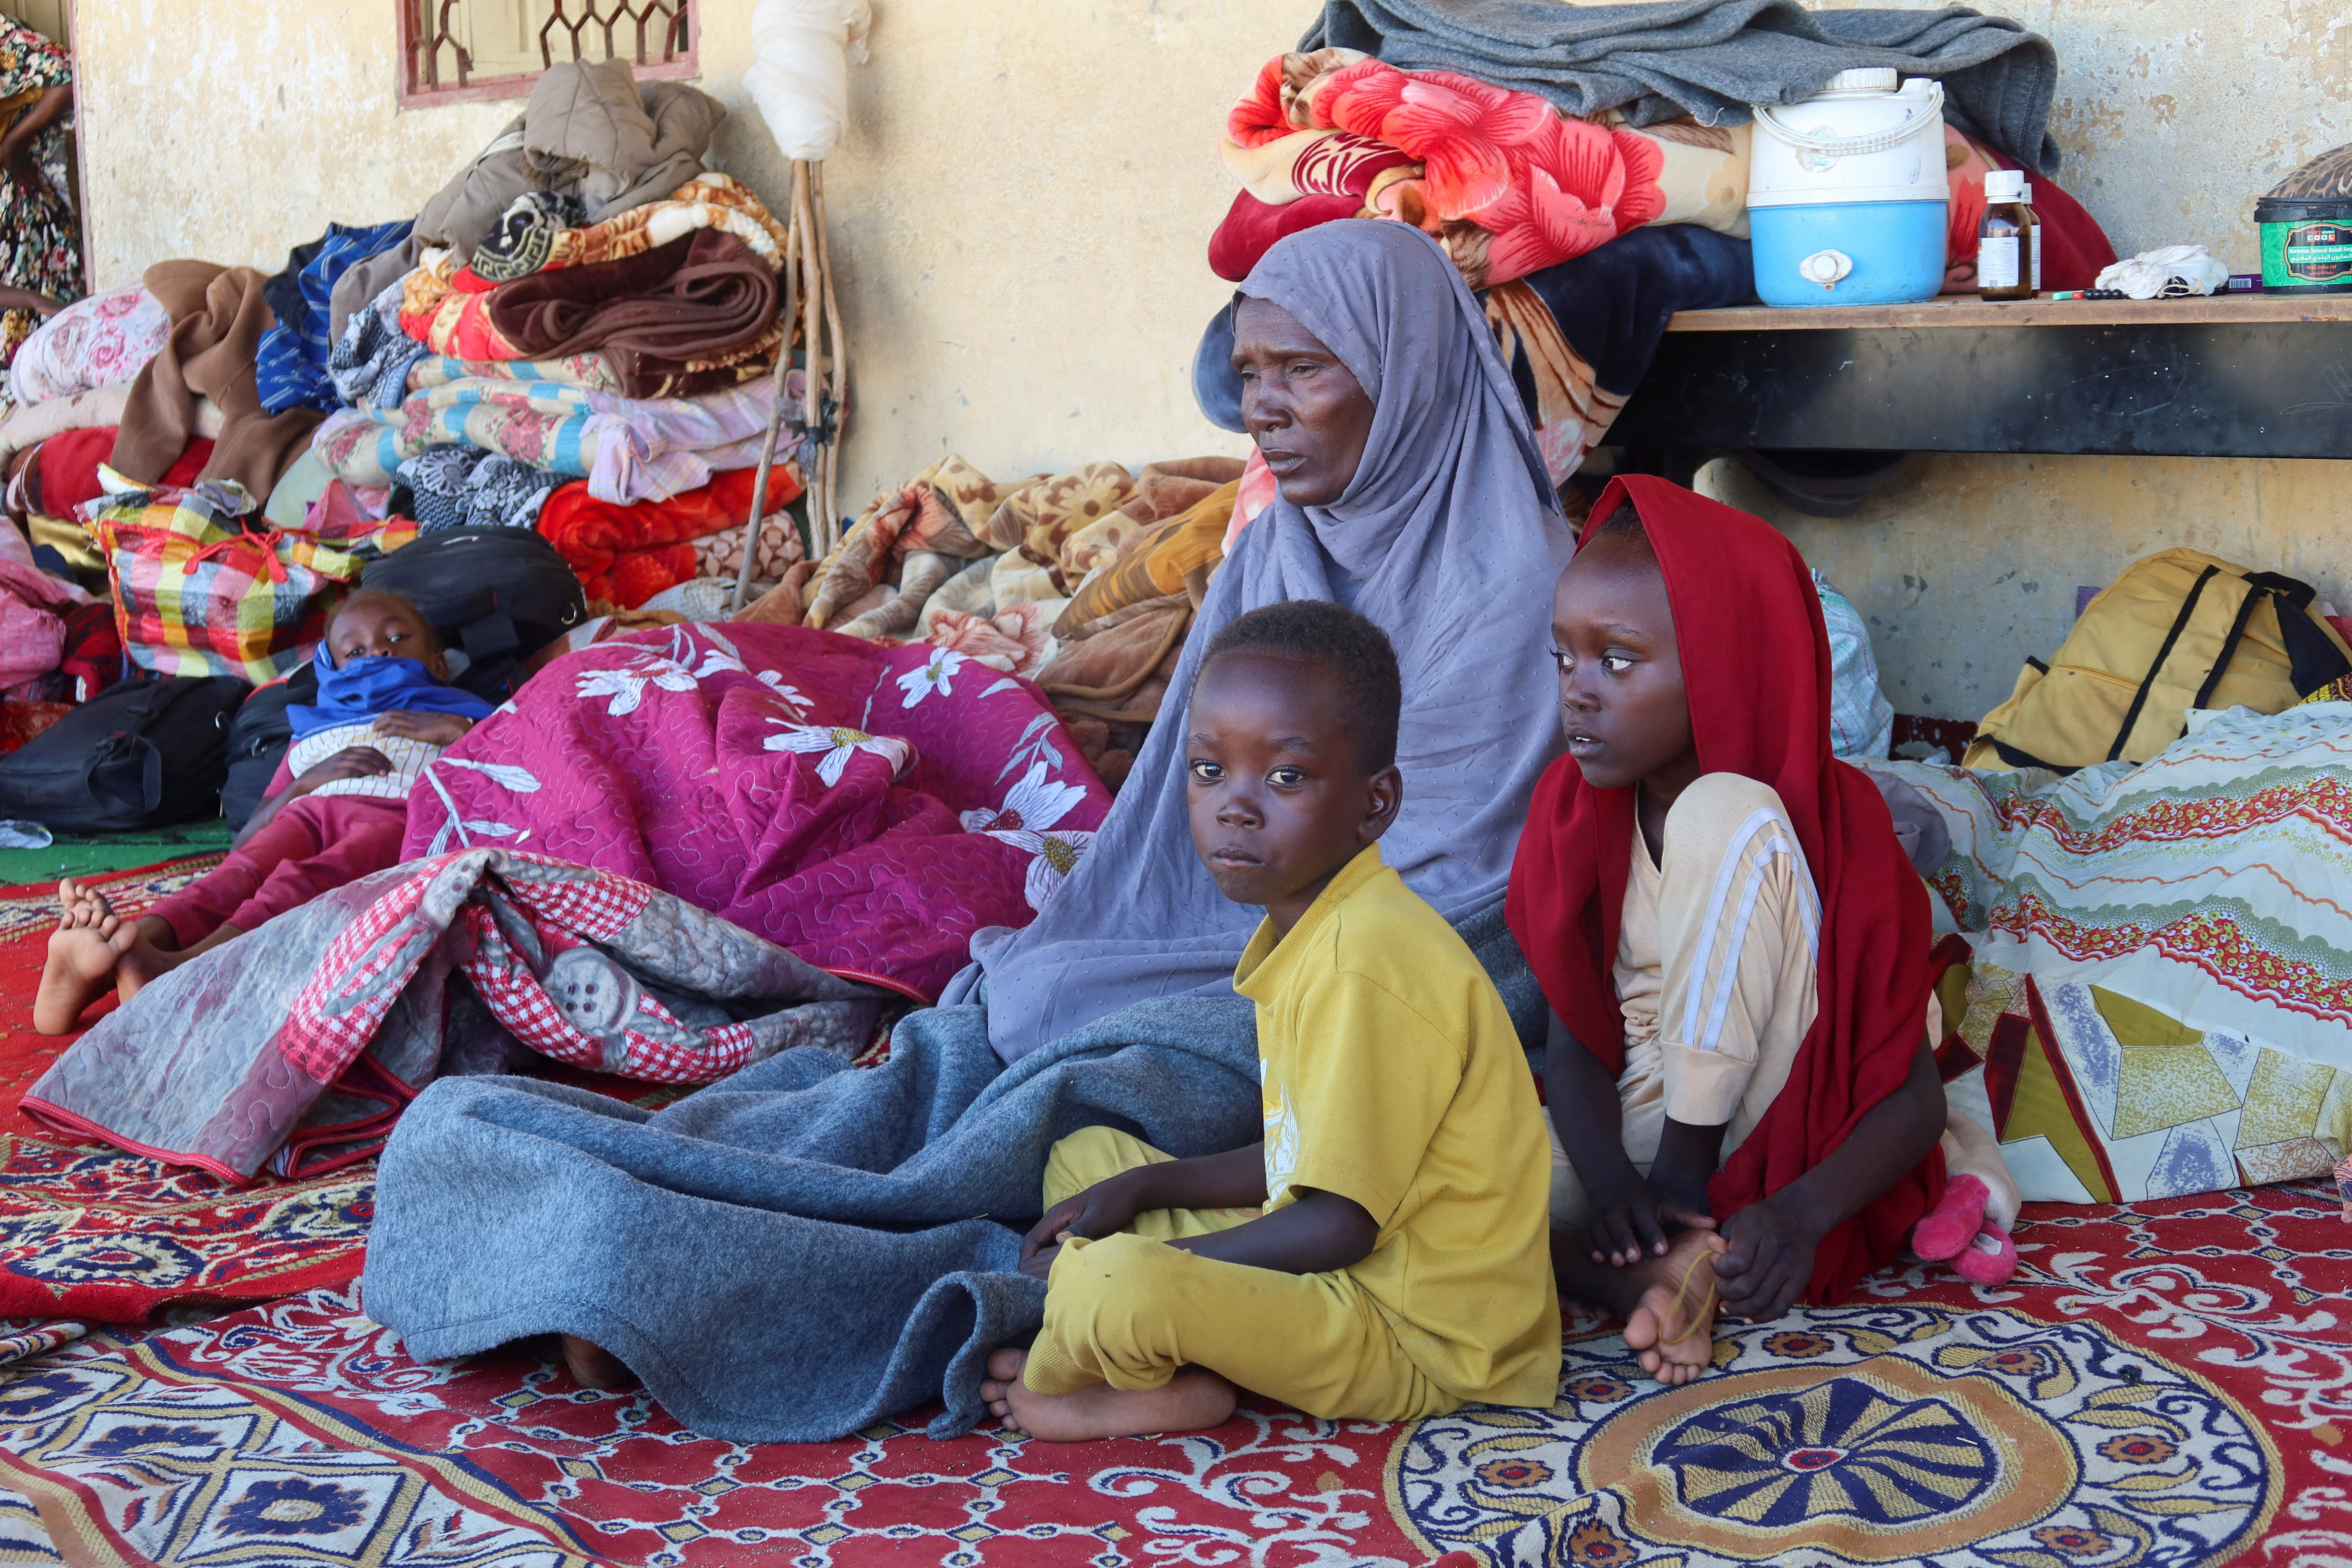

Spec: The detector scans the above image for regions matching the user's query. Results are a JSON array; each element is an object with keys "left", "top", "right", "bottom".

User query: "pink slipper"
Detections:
[
  {"left": 1913, "top": 1175, "right": 1990, "bottom": 1261},
  {"left": 1953, "top": 1222, "right": 2018, "bottom": 1286}
]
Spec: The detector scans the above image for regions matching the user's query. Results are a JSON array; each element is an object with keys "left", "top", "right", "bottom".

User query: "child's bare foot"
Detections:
[
  {"left": 115, "top": 937, "right": 176, "bottom": 1003},
  {"left": 560, "top": 1334, "right": 637, "bottom": 1391},
  {"left": 978, "top": 1346, "right": 1236, "bottom": 1442},
  {"left": 35, "top": 893, "right": 135, "bottom": 1034},
  {"left": 1621, "top": 1228, "right": 1727, "bottom": 1385}
]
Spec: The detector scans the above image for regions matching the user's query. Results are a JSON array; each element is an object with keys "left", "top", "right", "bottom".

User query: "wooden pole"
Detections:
[
  {"left": 812, "top": 161, "right": 847, "bottom": 554},
  {"left": 728, "top": 159, "right": 804, "bottom": 616},
  {"left": 790, "top": 161, "right": 827, "bottom": 557}
]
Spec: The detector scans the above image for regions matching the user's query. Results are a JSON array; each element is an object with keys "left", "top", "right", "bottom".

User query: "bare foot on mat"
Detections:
[
  {"left": 1621, "top": 1228, "right": 1728, "bottom": 1386},
  {"left": 35, "top": 894, "right": 135, "bottom": 1034},
  {"left": 979, "top": 1346, "right": 1236, "bottom": 1441},
  {"left": 560, "top": 1334, "right": 639, "bottom": 1392}
]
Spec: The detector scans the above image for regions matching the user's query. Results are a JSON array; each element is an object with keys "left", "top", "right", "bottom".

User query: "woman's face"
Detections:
[{"left": 1231, "top": 297, "right": 1375, "bottom": 507}]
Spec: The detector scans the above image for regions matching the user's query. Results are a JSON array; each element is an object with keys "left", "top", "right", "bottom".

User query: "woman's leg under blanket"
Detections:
[{"left": 1551, "top": 772, "right": 1821, "bottom": 1227}]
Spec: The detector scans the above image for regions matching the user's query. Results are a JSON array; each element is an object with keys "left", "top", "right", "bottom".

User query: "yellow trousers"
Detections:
[{"left": 1021, "top": 1126, "right": 1457, "bottom": 1422}]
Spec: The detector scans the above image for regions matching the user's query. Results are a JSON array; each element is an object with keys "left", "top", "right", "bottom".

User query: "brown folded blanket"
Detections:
[
  {"left": 485, "top": 229, "right": 780, "bottom": 393},
  {"left": 111, "top": 262, "right": 325, "bottom": 504}
]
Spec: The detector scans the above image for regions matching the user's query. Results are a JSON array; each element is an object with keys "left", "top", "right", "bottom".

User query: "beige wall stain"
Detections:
[{"left": 68, "top": 0, "right": 2352, "bottom": 727}]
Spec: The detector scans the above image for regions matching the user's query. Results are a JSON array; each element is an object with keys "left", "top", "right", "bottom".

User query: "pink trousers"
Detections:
[{"left": 146, "top": 794, "right": 408, "bottom": 949}]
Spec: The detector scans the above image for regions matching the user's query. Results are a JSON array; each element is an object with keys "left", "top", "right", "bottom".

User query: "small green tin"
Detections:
[{"left": 2256, "top": 195, "right": 2352, "bottom": 293}]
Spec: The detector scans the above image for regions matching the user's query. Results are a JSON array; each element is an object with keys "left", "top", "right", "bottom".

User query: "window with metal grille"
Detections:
[{"left": 401, "top": 0, "right": 696, "bottom": 107}]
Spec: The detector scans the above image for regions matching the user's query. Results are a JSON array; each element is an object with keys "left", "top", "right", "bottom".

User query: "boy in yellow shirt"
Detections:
[{"left": 979, "top": 601, "right": 1560, "bottom": 1441}]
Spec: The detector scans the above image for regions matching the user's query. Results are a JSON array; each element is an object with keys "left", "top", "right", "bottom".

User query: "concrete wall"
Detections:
[{"left": 72, "top": 0, "right": 2347, "bottom": 723}]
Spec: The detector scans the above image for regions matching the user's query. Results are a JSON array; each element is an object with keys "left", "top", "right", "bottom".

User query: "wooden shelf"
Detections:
[{"left": 1664, "top": 294, "right": 2352, "bottom": 332}]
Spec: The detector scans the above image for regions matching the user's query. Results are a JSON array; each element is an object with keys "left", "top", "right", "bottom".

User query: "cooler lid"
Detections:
[{"left": 1824, "top": 67, "right": 1899, "bottom": 92}]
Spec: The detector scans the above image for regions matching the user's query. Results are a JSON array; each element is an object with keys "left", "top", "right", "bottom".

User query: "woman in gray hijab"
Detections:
[
  {"left": 361, "top": 220, "right": 1572, "bottom": 1443},
  {"left": 960, "top": 218, "right": 1574, "bottom": 1061}
]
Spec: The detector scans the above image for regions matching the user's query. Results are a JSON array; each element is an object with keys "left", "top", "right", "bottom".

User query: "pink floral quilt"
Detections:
[{"left": 403, "top": 622, "right": 1112, "bottom": 999}]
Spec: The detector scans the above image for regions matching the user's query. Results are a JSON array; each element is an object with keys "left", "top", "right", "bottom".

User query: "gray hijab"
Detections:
[{"left": 959, "top": 220, "right": 1571, "bottom": 1062}]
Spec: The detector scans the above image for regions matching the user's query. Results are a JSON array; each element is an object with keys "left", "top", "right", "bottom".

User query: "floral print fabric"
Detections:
[
  {"left": 402, "top": 622, "right": 1112, "bottom": 998},
  {"left": 6, "top": 283, "right": 162, "bottom": 406}
]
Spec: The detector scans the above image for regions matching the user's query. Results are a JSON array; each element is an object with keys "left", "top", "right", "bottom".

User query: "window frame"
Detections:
[{"left": 397, "top": 0, "right": 699, "bottom": 110}]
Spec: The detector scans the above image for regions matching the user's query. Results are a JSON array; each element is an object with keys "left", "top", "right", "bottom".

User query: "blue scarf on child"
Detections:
[{"left": 287, "top": 646, "right": 495, "bottom": 742}]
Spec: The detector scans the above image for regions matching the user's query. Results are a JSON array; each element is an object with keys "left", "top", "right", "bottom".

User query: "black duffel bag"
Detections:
[
  {"left": 219, "top": 664, "right": 320, "bottom": 831},
  {"left": 360, "top": 527, "right": 586, "bottom": 703},
  {"left": 0, "top": 673, "right": 251, "bottom": 833}
]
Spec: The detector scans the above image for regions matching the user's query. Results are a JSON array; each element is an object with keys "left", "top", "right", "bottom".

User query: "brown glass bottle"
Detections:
[{"left": 1978, "top": 168, "right": 2036, "bottom": 300}]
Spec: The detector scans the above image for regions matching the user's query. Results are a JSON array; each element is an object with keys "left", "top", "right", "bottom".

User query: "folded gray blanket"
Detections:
[
  {"left": 362, "top": 902, "right": 1545, "bottom": 1443},
  {"left": 1304, "top": 0, "right": 2060, "bottom": 173}
]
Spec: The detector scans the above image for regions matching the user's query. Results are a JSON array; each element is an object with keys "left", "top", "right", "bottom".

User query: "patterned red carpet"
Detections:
[
  {"left": 2, "top": 1179, "right": 2343, "bottom": 1567},
  {"left": 0, "top": 858, "right": 377, "bottom": 1324},
  {"left": 0, "top": 864, "right": 679, "bottom": 1326},
  {"left": 0, "top": 861, "right": 2342, "bottom": 1562}
]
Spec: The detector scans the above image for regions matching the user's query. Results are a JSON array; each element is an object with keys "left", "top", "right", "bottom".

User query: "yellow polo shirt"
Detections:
[{"left": 1234, "top": 843, "right": 1560, "bottom": 1409}]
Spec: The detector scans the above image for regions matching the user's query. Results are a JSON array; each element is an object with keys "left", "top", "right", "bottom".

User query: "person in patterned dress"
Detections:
[{"left": 0, "top": 14, "right": 79, "bottom": 380}]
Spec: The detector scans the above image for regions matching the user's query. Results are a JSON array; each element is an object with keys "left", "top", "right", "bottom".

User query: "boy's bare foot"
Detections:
[
  {"left": 978, "top": 1346, "right": 1236, "bottom": 1442},
  {"left": 35, "top": 891, "right": 136, "bottom": 1034},
  {"left": 1620, "top": 1228, "right": 1727, "bottom": 1385},
  {"left": 560, "top": 1334, "right": 638, "bottom": 1391}
]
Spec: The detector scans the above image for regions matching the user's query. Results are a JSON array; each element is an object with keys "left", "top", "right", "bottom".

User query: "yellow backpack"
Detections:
[{"left": 1964, "top": 548, "right": 2352, "bottom": 772}]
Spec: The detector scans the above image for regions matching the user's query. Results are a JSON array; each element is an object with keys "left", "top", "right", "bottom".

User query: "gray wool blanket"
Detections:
[
  {"left": 1304, "top": 0, "right": 2061, "bottom": 173},
  {"left": 362, "top": 903, "right": 1545, "bottom": 1443}
]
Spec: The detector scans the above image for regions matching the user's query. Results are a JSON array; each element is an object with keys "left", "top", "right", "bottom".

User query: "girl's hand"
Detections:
[
  {"left": 1712, "top": 1196, "right": 1824, "bottom": 1321},
  {"left": 373, "top": 710, "right": 475, "bottom": 745},
  {"left": 1017, "top": 1174, "right": 1144, "bottom": 1275},
  {"left": 291, "top": 746, "right": 394, "bottom": 794}
]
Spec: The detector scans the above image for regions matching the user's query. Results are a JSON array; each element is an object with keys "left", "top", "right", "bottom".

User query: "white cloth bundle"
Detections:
[
  {"left": 746, "top": 0, "right": 874, "bottom": 162},
  {"left": 2095, "top": 244, "right": 2230, "bottom": 300}
]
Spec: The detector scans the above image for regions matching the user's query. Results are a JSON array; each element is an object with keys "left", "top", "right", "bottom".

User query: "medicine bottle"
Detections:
[{"left": 1978, "top": 169, "right": 2036, "bottom": 300}]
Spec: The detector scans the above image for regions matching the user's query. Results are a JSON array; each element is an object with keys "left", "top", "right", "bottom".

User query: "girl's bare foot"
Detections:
[
  {"left": 560, "top": 1334, "right": 637, "bottom": 1391},
  {"left": 35, "top": 891, "right": 135, "bottom": 1034},
  {"left": 977, "top": 1346, "right": 1236, "bottom": 1442},
  {"left": 1620, "top": 1229, "right": 1727, "bottom": 1385}
]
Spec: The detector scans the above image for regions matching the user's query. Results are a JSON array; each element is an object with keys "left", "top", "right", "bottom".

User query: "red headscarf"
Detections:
[{"left": 1505, "top": 475, "right": 1942, "bottom": 1303}]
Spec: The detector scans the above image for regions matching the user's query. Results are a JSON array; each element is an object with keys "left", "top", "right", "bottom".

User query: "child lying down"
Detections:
[
  {"left": 35, "top": 592, "right": 492, "bottom": 1034},
  {"left": 967, "top": 601, "right": 1562, "bottom": 1440}
]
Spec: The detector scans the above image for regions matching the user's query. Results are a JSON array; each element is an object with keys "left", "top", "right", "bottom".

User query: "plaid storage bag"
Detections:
[{"left": 83, "top": 472, "right": 365, "bottom": 684}]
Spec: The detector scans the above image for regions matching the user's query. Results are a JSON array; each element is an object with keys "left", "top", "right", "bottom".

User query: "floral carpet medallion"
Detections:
[{"left": 1392, "top": 1305, "right": 2277, "bottom": 1568}]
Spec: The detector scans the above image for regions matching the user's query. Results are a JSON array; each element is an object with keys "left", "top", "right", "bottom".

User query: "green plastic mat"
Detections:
[{"left": 0, "top": 819, "right": 234, "bottom": 892}]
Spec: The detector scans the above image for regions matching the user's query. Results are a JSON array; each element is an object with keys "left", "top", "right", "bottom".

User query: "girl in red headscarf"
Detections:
[{"left": 1506, "top": 476, "right": 1948, "bottom": 1384}]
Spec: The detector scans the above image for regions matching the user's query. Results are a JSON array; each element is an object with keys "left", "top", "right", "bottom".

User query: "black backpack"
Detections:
[
  {"left": 0, "top": 674, "right": 251, "bottom": 832},
  {"left": 219, "top": 665, "right": 320, "bottom": 831},
  {"left": 360, "top": 527, "right": 585, "bottom": 703}
]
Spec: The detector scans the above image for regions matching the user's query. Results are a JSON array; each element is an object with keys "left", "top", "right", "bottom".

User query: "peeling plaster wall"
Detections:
[{"left": 73, "top": 0, "right": 2346, "bottom": 727}]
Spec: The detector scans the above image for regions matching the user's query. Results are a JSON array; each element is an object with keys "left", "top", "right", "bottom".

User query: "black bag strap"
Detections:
[
  {"left": 2246, "top": 570, "right": 2320, "bottom": 607},
  {"left": 2272, "top": 590, "right": 2352, "bottom": 696},
  {"left": 1991, "top": 737, "right": 2080, "bottom": 776},
  {"left": 2187, "top": 579, "right": 2272, "bottom": 717},
  {"left": 2109, "top": 566, "right": 2220, "bottom": 762}
]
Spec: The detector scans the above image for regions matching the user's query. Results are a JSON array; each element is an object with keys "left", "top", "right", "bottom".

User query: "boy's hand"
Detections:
[
  {"left": 1584, "top": 1173, "right": 1715, "bottom": 1267},
  {"left": 1018, "top": 1175, "right": 1144, "bottom": 1274},
  {"left": 1712, "top": 1196, "right": 1823, "bottom": 1321},
  {"left": 374, "top": 710, "right": 475, "bottom": 745},
  {"left": 291, "top": 747, "right": 394, "bottom": 795}
]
